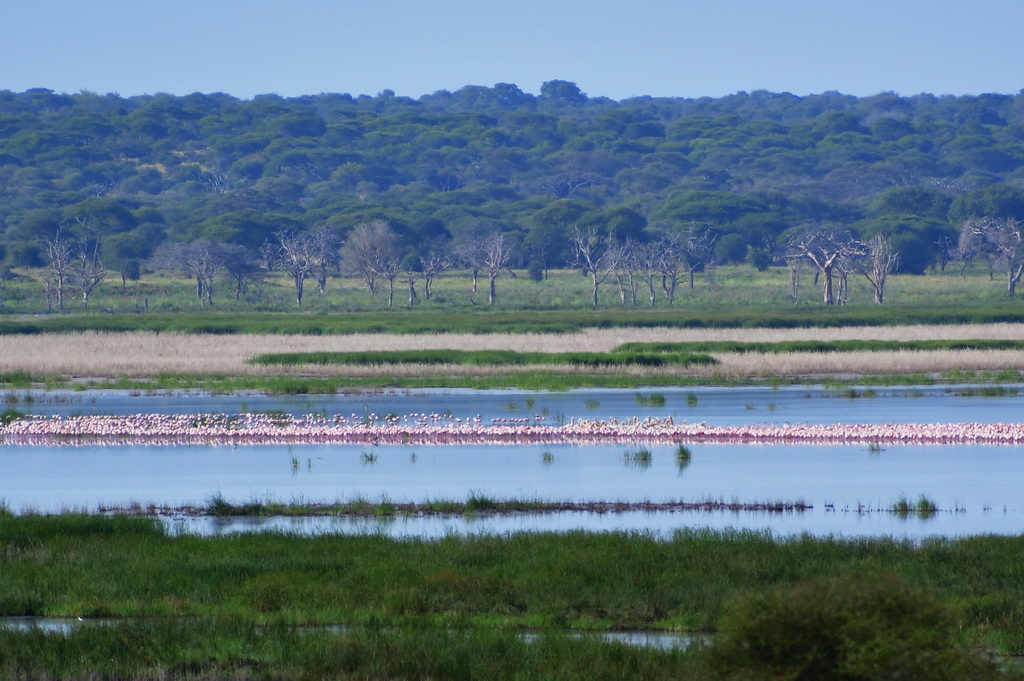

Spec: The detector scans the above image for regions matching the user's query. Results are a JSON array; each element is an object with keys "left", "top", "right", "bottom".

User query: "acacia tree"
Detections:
[
  {"left": 402, "top": 267, "right": 421, "bottom": 306},
  {"left": 789, "top": 225, "right": 860, "bottom": 305},
  {"left": 341, "top": 220, "right": 401, "bottom": 306},
  {"left": 960, "top": 217, "right": 1024, "bottom": 295},
  {"left": 273, "top": 226, "right": 338, "bottom": 306},
  {"left": 654, "top": 227, "right": 714, "bottom": 306},
  {"left": 676, "top": 223, "right": 716, "bottom": 290},
  {"left": 340, "top": 223, "right": 378, "bottom": 296},
  {"left": 219, "top": 244, "right": 263, "bottom": 300},
  {"left": 309, "top": 225, "right": 340, "bottom": 297},
  {"left": 861, "top": 233, "right": 899, "bottom": 304},
  {"left": 160, "top": 240, "right": 223, "bottom": 307},
  {"left": 419, "top": 250, "right": 451, "bottom": 299}
]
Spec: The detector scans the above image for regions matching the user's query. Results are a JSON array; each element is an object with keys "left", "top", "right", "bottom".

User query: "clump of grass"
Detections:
[
  {"left": 675, "top": 445, "right": 692, "bottom": 471},
  {"left": 956, "top": 386, "right": 1021, "bottom": 397},
  {"left": 360, "top": 450, "right": 378, "bottom": 464},
  {"left": 624, "top": 448, "right": 653, "bottom": 467},
  {"left": 634, "top": 393, "right": 666, "bottom": 406},
  {"left": 583, "top": 399, "right": 600, "bottom": 409},
  {"left": 465, "top": 492, "right": 499, "bottom": 513},
  {"left": 686, "top": 392, "right": 698, "bottom": 406},
  {"left": 206, "top": 492, "right": 266, "bottom": 517},
  {"left": 892, "top": 494, "right": 938, "bottom": 516},
  {"left": 541, "top": 451, "right": 554, "bottom": 464},
  {"left": 0, "top": 371, "right": 34, "bottom": 388}
]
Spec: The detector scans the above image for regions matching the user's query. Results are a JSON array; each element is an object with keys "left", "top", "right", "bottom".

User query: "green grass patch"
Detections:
[
  {"left": 0, "top": 621, "right": 701, "bottom": 681},
  {"left": 2, "top": 299, "right": 1024, "bottom": 336},
  {"left": 74, "top": 367, "right": 1023, "bottom": 394},
  {"left": 248, "top": 349, "right": 718, "bottom": 368},
  {"left": 615, "top": 339, "right": 1024, "bottom": 354}
]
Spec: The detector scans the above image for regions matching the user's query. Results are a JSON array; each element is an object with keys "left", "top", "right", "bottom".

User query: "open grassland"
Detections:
[
  {"left": 3, "top": 263, "right": 1024, "bottom": 317},
  {"left": 2, "top": 324, "right": 1024, "bottom": 387}
]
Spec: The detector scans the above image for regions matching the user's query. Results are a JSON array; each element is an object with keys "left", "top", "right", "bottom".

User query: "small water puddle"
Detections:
[{"left": 0, "top": 617, "right": 704, "bottom": 649}]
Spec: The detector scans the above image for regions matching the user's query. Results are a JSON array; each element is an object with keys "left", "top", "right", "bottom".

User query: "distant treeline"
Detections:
[{"left": 3, "top": 82, "right": 1024, "bottom": 281}]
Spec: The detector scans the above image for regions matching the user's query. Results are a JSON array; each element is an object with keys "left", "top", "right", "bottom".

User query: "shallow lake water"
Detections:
[
  {"left": 6, "top": 384, "right": 1024, "bottom": 425},
  {"left": 3, "top": 386, "right": 1024, "bottom": 539}
]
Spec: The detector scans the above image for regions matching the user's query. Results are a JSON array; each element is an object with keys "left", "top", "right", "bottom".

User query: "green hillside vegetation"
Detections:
[{"left": 3, "top": 84, "right": 1024, "bottom": 316}]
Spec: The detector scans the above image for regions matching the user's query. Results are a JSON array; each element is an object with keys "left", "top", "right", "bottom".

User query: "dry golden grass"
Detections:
[{"left": 1, "top": 324, "right": 1023, "bottom": 380}]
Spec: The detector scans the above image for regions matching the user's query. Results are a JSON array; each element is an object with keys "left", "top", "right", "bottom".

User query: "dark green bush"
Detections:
[{"left": 708, "top": 572, "right": 1000, "bottom": 681}]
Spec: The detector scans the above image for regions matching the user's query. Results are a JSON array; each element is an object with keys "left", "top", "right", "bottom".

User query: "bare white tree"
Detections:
[
  {"left": 69, "top": 246, "right": 107, "bottom": 308},
  {"left": 341, "top": 221, "right": 401, "bottom": 306},
  {"left": 274, "top": 230, "right": 318, "bottom": 306},
  {"left": 861, "top": 234, "right": 899, "bottom": 304},
  {"left": 960, "top": 217, "right": 1024, "bottom": 295},
  {"left": 153, "top": 240, "right": 224, "bottom": 307},
  {"left": 608, "top": 239, "right": 636, "bottom": 305},
  {"left": 634, "top": 240, "right": 662, "bottom": 307},
  {"left": 481, "top": 231, "right": 512, "bottom": 305},
  {"left": 41, "top": 230, "right": 75, "bottom": 311},
  {"left": 569, "top": 225, "right": 612, "bottom": 307}
]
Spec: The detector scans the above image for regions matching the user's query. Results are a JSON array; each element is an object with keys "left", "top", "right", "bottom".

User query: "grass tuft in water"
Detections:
[
  {"left": 624, "top": 448, "right": 653, "bottom": 467},
  {"left": 892, "top": 494, "right": 939, "bottom": 516}
]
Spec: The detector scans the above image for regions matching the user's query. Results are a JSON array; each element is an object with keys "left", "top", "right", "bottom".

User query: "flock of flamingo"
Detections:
[{"left": 3, "top": 411, "right": 1024, "bottom": 447}]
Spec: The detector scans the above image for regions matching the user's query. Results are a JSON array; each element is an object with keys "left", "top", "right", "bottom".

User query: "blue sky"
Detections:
[{"left": 3, "top": 0, "right": 1023, "bottom": 101}]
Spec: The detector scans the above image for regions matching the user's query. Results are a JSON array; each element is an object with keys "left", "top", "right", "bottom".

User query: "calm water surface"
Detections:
[{"left": 3, "top": 386, "right": 1023, "bottom": 539}]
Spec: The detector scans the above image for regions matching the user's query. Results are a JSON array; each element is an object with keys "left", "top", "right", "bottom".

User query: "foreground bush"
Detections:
[{"left": 708, "top": 572, "right": 1002, "bottom": 681}]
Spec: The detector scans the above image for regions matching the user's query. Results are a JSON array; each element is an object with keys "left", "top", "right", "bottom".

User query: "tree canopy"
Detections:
[{"left": 3, "top": 84, "right": 1024, "bottom": 276}]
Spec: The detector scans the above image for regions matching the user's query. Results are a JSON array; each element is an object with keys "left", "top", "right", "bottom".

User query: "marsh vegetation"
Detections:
[{"left": 0, "top": 515, "right": 1020, "bottom": 678}]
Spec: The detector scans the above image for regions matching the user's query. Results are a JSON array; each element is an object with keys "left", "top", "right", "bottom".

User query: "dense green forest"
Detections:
[{"left": 2, "top": 81, "right": 1024, "bottom": 304}]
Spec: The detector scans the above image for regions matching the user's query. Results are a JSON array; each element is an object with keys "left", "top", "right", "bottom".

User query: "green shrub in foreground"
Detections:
[{"left": 708, "top": 572, "right": 1000, "bottom": 681}]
